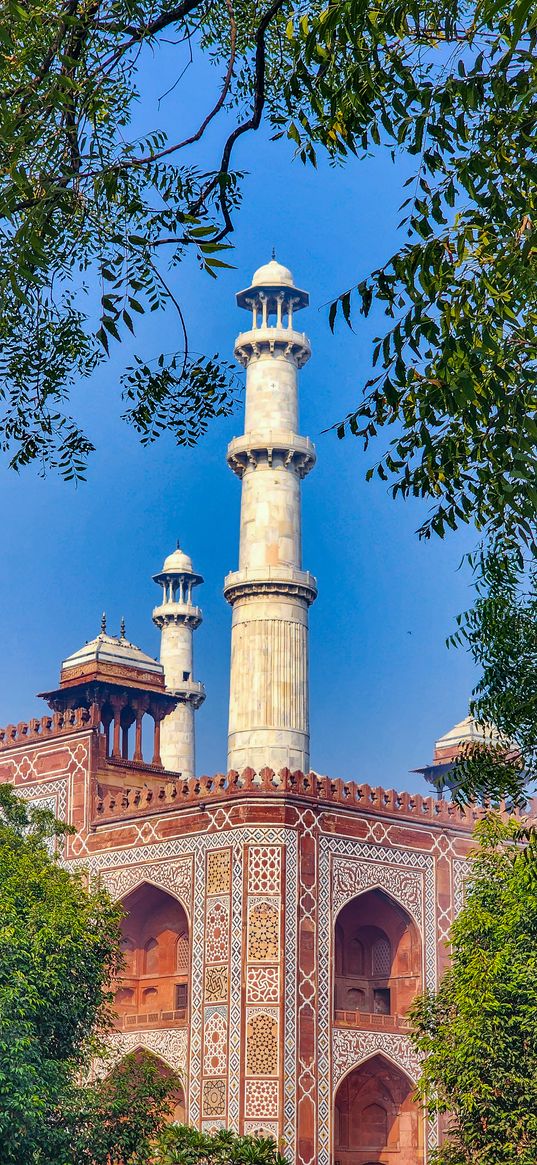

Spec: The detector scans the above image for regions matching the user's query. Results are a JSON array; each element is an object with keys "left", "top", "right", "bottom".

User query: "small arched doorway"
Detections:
[
  {"left": 333, "top": 1054, "right": 423, "bottom": 1165},
  {"left": 114, "top": 883, "right": 190, "bottom": 1024},
  {"left": 334, "top": 889, "right": 421, "bottom": 1022}
]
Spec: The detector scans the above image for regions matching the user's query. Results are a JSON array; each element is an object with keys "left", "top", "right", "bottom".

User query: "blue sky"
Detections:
[{"left": 0, "top": 42, "right": 479, "bottom": 789}]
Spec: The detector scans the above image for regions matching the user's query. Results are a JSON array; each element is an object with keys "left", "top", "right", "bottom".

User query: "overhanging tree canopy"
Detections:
[{"left": 1, "top": 0, "right": 535, "bottom": 549}]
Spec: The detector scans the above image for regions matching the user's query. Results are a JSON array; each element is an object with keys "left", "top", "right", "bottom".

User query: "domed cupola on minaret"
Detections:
[
  {"left": 152, "top": 543, "right": 205, "bottom": 779},
  {"left": 225, "top": 258, "right": 317, "bottom": 774}
]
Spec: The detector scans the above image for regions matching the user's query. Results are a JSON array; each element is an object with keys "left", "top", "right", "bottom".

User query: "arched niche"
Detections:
[
  {"left": 115, "top": 883, "right": 190, "bottom": 1025},
  {"left": 333, "top": 1053, "right": 423, "bottom": 1165},
  {"left": 334, "top": 889, "right": 421, "bottom": 1022},
  {"left": 109, "top": 1049, "right": 186, "bottom": 1125}
]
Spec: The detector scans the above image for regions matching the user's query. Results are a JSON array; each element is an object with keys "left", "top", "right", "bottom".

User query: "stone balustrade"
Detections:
[
  {"left": 113, "top": 1007, "right": 188, "bottom": 1030},
  {"left": 90, "top": 762, "right": 512, "bottom": 828},
  {"left": 333, "top": 1011, "right": 411, "bottom": 1032},
  {"left": 0, "top": 707, "right": 94, "bottom": 748}
]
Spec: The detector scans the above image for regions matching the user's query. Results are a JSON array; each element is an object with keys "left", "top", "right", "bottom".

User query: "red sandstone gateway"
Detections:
[{"left": 0, "top": 260, "right": 485, "bottom": 1165}]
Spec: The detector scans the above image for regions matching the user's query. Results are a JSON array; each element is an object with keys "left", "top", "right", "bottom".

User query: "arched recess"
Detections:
[
  {"left": 115, "top": 883, "right": 190, "bottom": 1025},
  {"left": 333, "top": 1053, "right": 423, "bottom": 1165},
  {"left": 108, "top": 1049, "right": 186, "bottom": 1125},
  {"left": 334, "top": 889, "right": 421, "bottom": 1022}
]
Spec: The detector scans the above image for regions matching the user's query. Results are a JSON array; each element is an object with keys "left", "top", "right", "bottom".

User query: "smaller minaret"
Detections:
[{"left": 152, "top": 545, "right": 205, "bottom": 777}]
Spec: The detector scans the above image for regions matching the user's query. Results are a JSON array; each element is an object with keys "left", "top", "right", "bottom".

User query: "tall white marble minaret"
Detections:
[
  {"left": 225, "top": 258, "right": 317, "bottom": 773},
  {"left": 152, "top": 545, "right": 205, "bottom": 777}
]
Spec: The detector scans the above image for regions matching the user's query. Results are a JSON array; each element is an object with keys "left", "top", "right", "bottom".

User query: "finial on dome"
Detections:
[
  {"left": 176, "top": 538, "right": 180, "bottom": 550},
  {"left": 271, "top": 246, "right": 276, "bottom": 260},
  {"left": 120, "top": 616, "right": 126, "bottom": 640},
  {"left": 100, "top": 612, "right": 107, "bottom": 635}
]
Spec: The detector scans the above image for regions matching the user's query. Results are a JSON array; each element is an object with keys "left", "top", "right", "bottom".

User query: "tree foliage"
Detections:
[
  {"left": 278, "top": 0, "right": 537, "bottom": 546},
  {"left": 67, "top": 1050, "right": 181, "bottom": 1165},
  {"left": 2, "top": 0, "right": 536, "bottom": 517},
  {"left": 410, "top": 814, "right": 537, "bottom": 1165},
  {"left": 0, "top": 784, "right": 177, "bottom": 1164},
  {"left": 444, "top": 543, "right": 537, "bottom": 807},
  {"left": 153, "top": 1124, "right": 288, "bottom": 1165}
]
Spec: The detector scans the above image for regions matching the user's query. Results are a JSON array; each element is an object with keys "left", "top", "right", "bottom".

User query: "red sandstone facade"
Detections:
[{"left": 0, "top": 694, "right": 482, "bottom": 1165}]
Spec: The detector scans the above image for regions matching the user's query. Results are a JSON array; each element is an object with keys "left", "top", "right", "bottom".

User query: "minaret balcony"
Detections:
[
  {"left": 168, "top": 678, "right": 206, "bottom": 708},
  {"left": 152, "top": 603, "right": 203, "bottom": 629},
  {"left": 226, "top": 431, "right": 316, "bottom": 479},
  {"left": 234, "top": 326, "right": 311, "bottom": 368},
  {"left": 224, "top": 565, "right": 317, "bottom": 606}
]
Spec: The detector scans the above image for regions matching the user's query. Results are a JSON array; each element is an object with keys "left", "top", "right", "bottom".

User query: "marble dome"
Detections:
[{"left": 251, "top": 259, "right": 295, "bottom": 288}]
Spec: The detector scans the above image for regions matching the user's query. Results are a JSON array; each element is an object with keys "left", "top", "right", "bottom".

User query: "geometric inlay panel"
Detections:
[
  {"left": 247, "top": 899, "right": 280, "bottom": 962},
  {"left": 203, "top": 1010, "right": 228, "bottom": 1075},
  {"left": 202, "top": 1077, "right": 227, "bottom": 1117},
  {"left": 205, "top": 900, "right": 230, "bottom": 964},
  {"left": 246, "top": 1012, "right": 278, "bottom": 1076},
  {"left": 452, "top": 857, "right": 469, "bottom": 916},
  {"left": 205, "top": 965, "right": 228, "bottom": 1004},
  {"left": 245, "top": 1078, "right": 279, "bottom": 1119},
  {"left": 248, "top": 846, "right": 282, "bottom": 895},
  {"left": 246, "top": 965, "right": 279, "bottom": 1004},
  {"left": 207, "top": 850, "right": 231, "bottom": 896}
]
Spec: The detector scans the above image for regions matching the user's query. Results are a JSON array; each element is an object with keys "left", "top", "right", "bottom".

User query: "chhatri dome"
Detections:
[
  {"left": 251, "top": 258, "right": 295, "bottom": 288},
  {"left": 161, "top": 546, "right": 194, "bottom": 574}
]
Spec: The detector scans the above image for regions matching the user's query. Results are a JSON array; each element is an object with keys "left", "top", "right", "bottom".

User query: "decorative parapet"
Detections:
[
  {"left": 89, "top": 763, "right": 515, "bottom": 830},
  {"left": 0, "top": 707, "right": 95, "bottom": 749}
]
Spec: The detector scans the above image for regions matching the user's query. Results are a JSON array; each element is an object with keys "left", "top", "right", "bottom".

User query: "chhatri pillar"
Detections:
[{"left": 225, "top": 258, "right": 317, "bottom": 773}]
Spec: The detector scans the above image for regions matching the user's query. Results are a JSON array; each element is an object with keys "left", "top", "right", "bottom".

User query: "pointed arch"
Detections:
[
  {"left": 106, "top": 1028, "right": 188, "bottom": 1076},
  {"left": 106, "top": 869, "right": 191, "bottom": 923},
  {"left": 335, "top": 1047, "right": 417, "bottom": 1093},
  {"left": 333, "top": 1052, "right": 423, "bottom": 1164},
  {"left": 333, "top": 888, "right": 421, "bottom": 1021},
  {"left": 114, "top": 882, "right": 190, "bottom": 1026},
  {"left": 104, "top": 1048, "right": 186, "bottom": 1125},
  {"left": 333, "top": 879, "right": 421, "bottom": 930}
]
